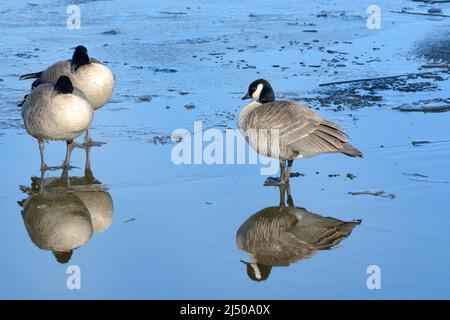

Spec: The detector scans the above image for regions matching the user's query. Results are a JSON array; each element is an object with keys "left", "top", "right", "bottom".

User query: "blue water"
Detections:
[{"left": 0, "top": 0, "right": 449, "bottom": 299}]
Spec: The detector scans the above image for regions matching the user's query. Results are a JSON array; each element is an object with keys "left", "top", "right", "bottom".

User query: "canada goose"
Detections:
[
  {"left": 21, "top": 191, "right": 94, "bottom": 264},
  {"left": 19, "top": 167, "right": 113, "bottom": 263},
  {"left": 240, "top": 79, "right": 362, "bottom": 185},
  {"left": 236, "top": 184, "right": 360, "bottom": 281},
  {"left": 19, "top": 45, "right": 114, "bottom": 146},
  {"left": 21, "top": 76, "right": 93, "bottom": 172}
]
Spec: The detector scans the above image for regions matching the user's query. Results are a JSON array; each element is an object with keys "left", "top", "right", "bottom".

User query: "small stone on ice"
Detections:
[
  {"left": 428, "top": 8, "right": 442, "bottom": 14},
  {"left": 102, "top": 30, "right": 120, "bottom": 35},
  {"left": 346, "top": 173, "right": 357, "bottom": 180},
  {"left": 138, "top": 95, "right": 152, "bottom": 102}
]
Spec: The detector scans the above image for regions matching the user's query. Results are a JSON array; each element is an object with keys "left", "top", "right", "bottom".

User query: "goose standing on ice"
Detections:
[
  {"left": 19, "top": 45, "right": 114, "bottom": 146},
  {"left": 237, "top": 184, "right": 361, "bottom": 281},
  {"left": 239, "top": 79, "right": 362, "bottom": 185},
  {"left": 21, "top": 76, "right": 93, "bottom": 172}
]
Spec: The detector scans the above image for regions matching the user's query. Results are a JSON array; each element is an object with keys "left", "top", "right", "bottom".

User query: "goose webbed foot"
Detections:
[
  {"left": 74, "top": 139, "right": 106, "bottom": 148},
  {"left": 264, "top": 172, "right": 302, "bottom": 186},
  {"left": 40, "top": 163, "right": 78, "bottom": 173},
  {"left": 40, "top": 164, "right": 64, "bottom": 172},
  {"left": 81, "top": 128, "right": 106, "bottom": 148},
  {"left": 61, "top": 164, "right": 79, "bottom": 171},
  {"left": 85, "top": 139, "right": 106, "bottom": 147},
  {"left": 264, "top": 160, "right": 291, "bottom": 186},
  {"left": 264, "top": 176, "right": 287, "bottom": 186}
]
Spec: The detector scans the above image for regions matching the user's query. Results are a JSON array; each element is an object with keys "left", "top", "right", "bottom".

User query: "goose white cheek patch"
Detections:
[
  {"left": 252, "top": 83, "right": 263, "bottom": 100},
  {"left": 250, "top": 263, "right": 262, "bottom": 280}
]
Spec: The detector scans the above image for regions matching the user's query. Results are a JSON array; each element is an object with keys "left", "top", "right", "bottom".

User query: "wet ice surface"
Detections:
[{"left": 0, "top": 0, "right": 450, "bottom": 299}]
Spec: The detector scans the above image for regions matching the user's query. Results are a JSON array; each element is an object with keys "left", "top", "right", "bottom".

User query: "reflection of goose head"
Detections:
[
  {"left": 236, "top": 185, "right": 360, "bottom": 281},
  {"left": 19, "top": 168, "right": 113, "bottom": 263},
  {"left": 240, "top": 260, "right": 272, "bottom": 282},
  {"left": 53, "top": 250, "right": 74, "bottom": 264}
]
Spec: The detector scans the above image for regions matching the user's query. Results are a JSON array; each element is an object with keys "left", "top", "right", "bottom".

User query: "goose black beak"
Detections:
[{"left": 241, "top": 93, "right": 251, "bottom": 100}]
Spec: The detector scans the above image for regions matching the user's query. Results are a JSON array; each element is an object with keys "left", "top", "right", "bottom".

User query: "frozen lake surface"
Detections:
[{"left": 0, "top": 0, "right": 449, "bottom": 299}]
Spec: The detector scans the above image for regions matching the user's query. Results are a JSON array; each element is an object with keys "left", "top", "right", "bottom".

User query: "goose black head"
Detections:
[
  {"left": 54, "top": 76, "right": 74, "bottom": 94},
  {"left": 71, "top": 45, "right": 90, "bottom": 71},
  {"left": 241, "top": 79, "right": 275, "bottom": 104},
  {"left": 53, "top": 250, "right": 73, "bottom": 264},
  {"left": 240, "top": 260, "right": 272, "bottom": 282}
]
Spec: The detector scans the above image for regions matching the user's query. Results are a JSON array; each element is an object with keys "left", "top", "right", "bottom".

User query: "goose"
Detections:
[
  {"left": 19, "top": 45, "right": 114, "bottom": 146},
  {"left": 20, "top": 191, "right": 94, "bottom": 264},
  {"left": 236, "top": 184, "right": 361, "bottom": 281},
  {"left": 240, "top": 79, "right": 362, "bottom": 185},
  {"left": 19, "top": 167, "right": 113, "bottom": 263},
  {"left": 21, "top": 75, "right": 93, "bottom": 172}
]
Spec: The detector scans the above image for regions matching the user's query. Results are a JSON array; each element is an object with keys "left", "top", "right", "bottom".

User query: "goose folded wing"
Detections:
[
  {"left": 34, "top": 61, "right": 72, "bottom": 88},
  {"left": 279, "top": 102, "right": 348, "bottom": 154},
  {"left": 246, "top": 101, "right": 349, "bottom": 155}
]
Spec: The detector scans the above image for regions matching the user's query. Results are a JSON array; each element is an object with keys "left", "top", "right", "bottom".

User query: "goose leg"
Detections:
[
  {"left": 84, "top": 145, "right": 95, "bottom": 182},
  {"left": 286, "top": 160, "right": 294, "bottom": 181},
  {"left": 279, "top": 160, "right": 287, "bottom": 184},
  {"left": 38, "top": 164, "right": 45, "bottom": 193},
  {"left": 60, "top": 166, "right": 72, "bottom": 188},
  {"left": 39, "top": 140, "right": 46, "bottom": 173},
  {"left": 62, "top": 140, "right": 77, "bottom": 170},
  {"left": 85, "top": 144, "right": 91, "bottom": 171},
  {"left": 264, "top": 160, "right": 287, "bottom": 186},
  {"left": 38, "top": 140, "right": 61, "bottom": 173},
  {"left": 83, "top": 127, "right": 106, "bottom": 147},
  {"left": 286, "top": 183, "right": 294, "bottom": 207},
  {"left": 279, "top": 184, "right": 286, "bottom": 209}
]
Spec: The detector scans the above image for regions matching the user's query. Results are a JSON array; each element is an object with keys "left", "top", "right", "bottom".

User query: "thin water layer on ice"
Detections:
[{"left": 0, "top": 0, "right": 449, "bottom": 299}]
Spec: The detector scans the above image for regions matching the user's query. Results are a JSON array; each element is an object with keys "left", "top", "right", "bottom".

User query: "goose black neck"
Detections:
[
  {"left": 259, "top": 82, "right": 275, "bottom": 104},
  {"left": 71, "top": 46, "right": 90, "bottom": 70},
  {"left": 54, "top": 76, "right": 73, "bottom": 94},
  {"left": 53, "top": 250, "right": 73, "bottom": 264}
]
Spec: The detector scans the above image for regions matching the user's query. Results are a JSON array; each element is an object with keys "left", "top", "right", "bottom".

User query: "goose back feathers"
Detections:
[
  {"left": 237, "top": 205, "right": 360, "bottom": 267},
  {"left": 239, "top": 100, "right": 362, "bottom": 160},
  {"left": 20, "top": 46, "right": 114, "bottom": 109}
]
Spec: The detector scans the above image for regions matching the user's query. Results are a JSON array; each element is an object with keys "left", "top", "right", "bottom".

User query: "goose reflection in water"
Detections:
[
  {"left": 236, "top": 184, "right": 361, "bottom": 281},
  {"left": 18, "top": 147, "right": 113, "bottom": 264}
]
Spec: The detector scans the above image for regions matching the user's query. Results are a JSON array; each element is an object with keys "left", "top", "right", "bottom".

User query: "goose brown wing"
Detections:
[
  {"left": 285, "top": 208, "right": 361, "bottom": 250},
  {"left": 34, "top": 61, "right": 72, "bottom": 88},
  {"left": 245, "top": 101, "right": 349, "bottom": 156}
]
